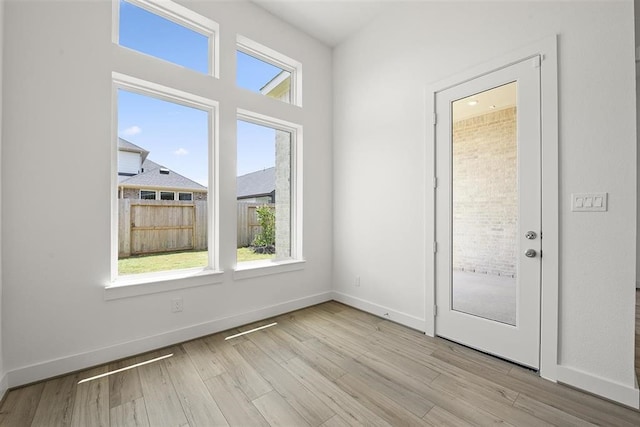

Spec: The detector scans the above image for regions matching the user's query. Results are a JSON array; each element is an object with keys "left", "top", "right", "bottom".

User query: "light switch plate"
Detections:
[{"left": 571, "top": 193, "right": 607, "bottom": 212}]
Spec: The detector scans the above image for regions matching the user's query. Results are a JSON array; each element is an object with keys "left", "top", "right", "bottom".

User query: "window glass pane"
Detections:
[
  {"left": 179, "top": 192, "right": 193, "bottom": 201},
  {"left": 117, "top": 89, "right": 209, "bottom": 276},
  {"left": 451, "top": 82, "right": 518, "bottom": 326},
  {"left": 140, "top": 190, "right": 156, "bottom": 199},
  {"left": 237, "top": 51, "right": 291, "bottom": 103},
  {"left": 237, "top": 120, "right": 291, "bottom": 262},
  {"left": 119, "top": 0, "right": 209, "bottom": 74}
]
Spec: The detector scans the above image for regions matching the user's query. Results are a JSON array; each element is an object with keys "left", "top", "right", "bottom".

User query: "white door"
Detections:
[{"left": 435, "top": 57, "right": 541, "bottom": 369}]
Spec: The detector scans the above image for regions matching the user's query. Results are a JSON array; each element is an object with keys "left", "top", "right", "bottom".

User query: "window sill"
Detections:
[
  {"left": 233, "top": 259, "right": 305, "bottom": 281},
  {"left": 105, "top": 268, "right": 224, "bottom": 300}
]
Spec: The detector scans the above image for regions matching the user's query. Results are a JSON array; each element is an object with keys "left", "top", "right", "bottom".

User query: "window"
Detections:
[
  {"left": 140, "top": 190, "right": 156, "bottom": 199},
  {"left": 160, "top": 191, "right": 175, "bottom": 201},
  {"left": 236, "top": 112, "right": 301, "bottom": 266},
  {"left": 178, "top": 192, "right": 193, "bottom": 201},
  {"left": 116, "top": 0, "right": 219, "bottom": 76},
  {"left": 237, "top": 35, "right": 302, "bottom": 106},
  {"left": 113, "top": 74, "right": 217, "bottom": 280}
]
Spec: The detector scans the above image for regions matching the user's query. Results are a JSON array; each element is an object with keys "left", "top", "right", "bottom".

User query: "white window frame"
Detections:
[
  {"left": 113, "top": 0, "right": 220, "bottom": 78},
  {"left": 234, "top": 109, "right": 304, "bottom": 280},
  {"left": 108, "top": 72, "right": 221, "bottom": 298},
  {"left": 237, "top": 35, "right": 303, "bottom": 107}
]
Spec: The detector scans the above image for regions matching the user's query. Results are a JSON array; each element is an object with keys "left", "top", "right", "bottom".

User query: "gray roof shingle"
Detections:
[
  {"left": 120, "top": 159, "right": 207, "bottom": 191},
  {"left": 237, "top": 167, "right": 275, "bottom": 199}
]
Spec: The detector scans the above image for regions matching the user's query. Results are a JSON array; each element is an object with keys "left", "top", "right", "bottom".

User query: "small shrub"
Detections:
[{"left": 252, "top": 205, "right": 275, "bottom": 254}]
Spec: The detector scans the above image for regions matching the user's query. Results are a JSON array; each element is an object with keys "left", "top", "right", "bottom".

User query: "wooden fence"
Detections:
[
  {"left": 237, "top": 202, "right": 275, "bottom": 247},
  {"left": 118, "top": 199, "right": 207, "bottom": 258},
  {"left": 119, "top": 199, "right": 274, "bottom": 257}
]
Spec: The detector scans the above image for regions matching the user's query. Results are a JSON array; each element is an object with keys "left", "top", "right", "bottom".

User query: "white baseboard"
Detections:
[
  {"left": 556, "top": 365, "right": 640, "bottom": 409},
  {"left": 7, "top": 291, "right": 332, "bottom": 388},
  {"left": 331, "top": 291, "right": 426, "bottom": 332},
  {"left": 0, "top": 371, "right": 8, "bottom": 402}
]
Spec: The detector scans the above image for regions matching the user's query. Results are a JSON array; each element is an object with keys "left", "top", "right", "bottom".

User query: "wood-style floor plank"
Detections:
[
  {"left": 30, "top": 373, "right": 79, "bottom": 427},
  {"left": 269, "top": 330, "right": 346, "bottom": 381},
  {"left": 335, "top": 373, "right": 433, "bottom": 426},
  {"left": 182, "top": 339, "right": 225, "bottom": 381},
  {"left": 430, "top": 374, "right": 552, "bottom": 427},
  {"left": 136, "top": 351, "right": 188, "bottom": 427},
  {"left": 109, "top": 398, "right": 149, "bottom": 427},
  {"left": 0, "top": 383, "right": 44, "bottom": 427},
  {"left": 109, "top": 356, "right": 144, "bottom": 409},
  {"left": 251, "top": 390, "right": 310, "bottom": 427},
  {"left": 210, "top": 341, "right": 273, "bottom": 401},
  {"left": 204, "top": 373, "right": 269, "bottom": 427},
  {"left": 281, "top": 357, "right": 391, "bottom": 427},
  {"left": 1, "top": 300, "right": 639, "bottom": 427},
  {"left": 235, "top": 340, "right": 335, "bottom": 426},
  {"left": 512, "top": 393, "right": 598, "bottom": 427},
  {"left": 422, "top": 406, "right": 473, "bottom": 427},
  {"left": 71, "top": 366, "right": 109, "bottom": 427},
  {"left": 163, "top": 346, "right": 228, "bottom": 427},
  {"left": 319, "top": 414, "right": 352, "bottom": 427}
]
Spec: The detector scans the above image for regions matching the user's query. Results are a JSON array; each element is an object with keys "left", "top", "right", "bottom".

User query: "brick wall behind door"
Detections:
[{"left": 452, "top": 107, "right": 517, "bottom": 277}]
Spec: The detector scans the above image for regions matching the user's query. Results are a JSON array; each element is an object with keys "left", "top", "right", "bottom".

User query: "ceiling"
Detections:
[
  {"left": 251, "top": 0, "right": 393, "bottom": 47},
  {"left": 452, "top": 82, "right": 517, "bottom": 122}
]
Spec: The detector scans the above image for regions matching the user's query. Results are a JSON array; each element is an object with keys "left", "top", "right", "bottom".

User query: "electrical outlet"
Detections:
[
  {"left": 171, "top": 298, "right": 183, "bottom": 313},
  {"left": 355, "top": 276, "right": 361, "bottom": 287}
]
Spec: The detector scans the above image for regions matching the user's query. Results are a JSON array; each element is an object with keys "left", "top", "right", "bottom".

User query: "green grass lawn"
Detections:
[{"left": 118, "top": 248, "right": 274, "bottom": 275}]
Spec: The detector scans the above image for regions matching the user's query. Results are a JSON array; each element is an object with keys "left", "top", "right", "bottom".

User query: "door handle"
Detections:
[{"left": 524, "top": 249, "right": 537, "bottom": 258}]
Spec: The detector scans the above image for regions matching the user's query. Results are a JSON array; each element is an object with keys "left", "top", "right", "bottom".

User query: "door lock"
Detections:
[
  {"left": 524, "top": 249, "right": 537, "bottom": 258},
  {"left": 525, "top": 231, "right": 537, "bottom": 240}
]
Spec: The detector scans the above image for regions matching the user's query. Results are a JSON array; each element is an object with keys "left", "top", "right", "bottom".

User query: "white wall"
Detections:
[
  {"left": 1, "top": 0, "right": 332, "bottom": 386},
  {"left": 0, "top": 0, "right": 6, "bottom": 401},
  {"left": 333, "top": 1, "right": 638, "bottom": 407},
  {"left": 633, "top": 0, "right": 640, "bottom": 289}
]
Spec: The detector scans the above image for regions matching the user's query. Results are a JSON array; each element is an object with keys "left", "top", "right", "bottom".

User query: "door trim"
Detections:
[{"left": 425, "top": 35, "right": 558, "bottom": 380}]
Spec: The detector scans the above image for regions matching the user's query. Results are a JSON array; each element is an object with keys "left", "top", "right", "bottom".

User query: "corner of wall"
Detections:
[{"left": 0, "top": 0, "right": 6, "bottom": 402}]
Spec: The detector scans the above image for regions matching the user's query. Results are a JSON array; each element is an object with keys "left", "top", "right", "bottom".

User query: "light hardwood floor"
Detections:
[{"left": 2, "top": 299, "right": 640, "bottom": 426}]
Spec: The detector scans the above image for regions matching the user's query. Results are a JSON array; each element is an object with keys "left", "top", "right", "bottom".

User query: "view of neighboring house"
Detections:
[
  {"left": 260, "top": 70, "right": 291, "bottom": 103},
  {"left": 117, "top": 138, "right": 207, "bottom": 201},
  {"left": 236, "top": 167, "right": 276, "bottom": 203}
]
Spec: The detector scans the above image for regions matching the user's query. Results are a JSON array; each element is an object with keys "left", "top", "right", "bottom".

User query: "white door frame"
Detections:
[{"left": 425, "top": 35, "right": 558, "bottom": 380}]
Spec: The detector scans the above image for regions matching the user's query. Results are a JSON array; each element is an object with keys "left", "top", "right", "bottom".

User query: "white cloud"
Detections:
[
  {"left": 122, "top": 125, "right": 142, "bottom": 136},
  {"left": 174, "top": 148, "right": 189, "bottom": 156}
]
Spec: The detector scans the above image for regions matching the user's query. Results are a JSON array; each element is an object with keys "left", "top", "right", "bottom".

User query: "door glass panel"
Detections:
[{"left": 451, "top": 82, "right": 518, "bottom": 325}]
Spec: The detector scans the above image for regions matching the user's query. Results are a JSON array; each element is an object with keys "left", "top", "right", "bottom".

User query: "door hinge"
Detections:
[
  {"left": 532, "top": 55, "right": 541, "bottom": 68},
  {"left": 433, "top": 177, "right": 438, "bottom": 189},
  {"left": 433, "top": 241, "right": 438, "bottom": 253}
]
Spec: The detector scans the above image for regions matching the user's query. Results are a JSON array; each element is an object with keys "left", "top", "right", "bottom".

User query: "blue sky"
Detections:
[{"left": 118, "top": 0, "right": 284, "bottom": 184}]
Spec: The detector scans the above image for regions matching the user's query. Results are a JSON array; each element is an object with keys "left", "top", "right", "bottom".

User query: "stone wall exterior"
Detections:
[
  {"left": 275, "top": 129, "right": 291, "bottom": 258},
  {"left": 452, "top": 107, "right": 517, "bottom": 277}
]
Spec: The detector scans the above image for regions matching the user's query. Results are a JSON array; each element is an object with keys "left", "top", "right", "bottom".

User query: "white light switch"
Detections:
[{"left": 572, "top": 193, "right": 607, "bottom": 212}]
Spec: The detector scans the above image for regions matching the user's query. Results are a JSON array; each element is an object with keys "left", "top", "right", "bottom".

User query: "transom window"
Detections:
[
  {"left": 237, "top": 35, "right": 302, "bottom": 106},
  {"left": 116, "top": 0, "right": 219, "bottom": 76}
]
